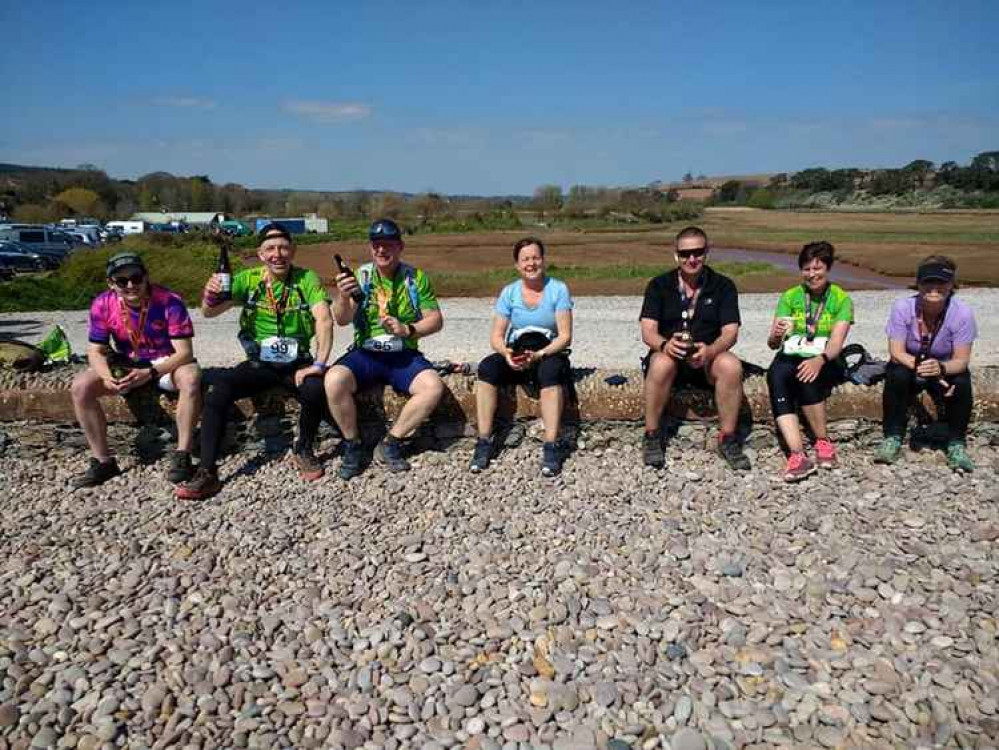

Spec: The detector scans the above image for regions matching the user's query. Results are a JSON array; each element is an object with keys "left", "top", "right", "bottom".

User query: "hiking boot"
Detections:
[
  {"left": 292, "top": 448, "right": 324, "bottom": 481},
  {"left": 166, "top": 450, "right": 194, "bottom": 484},
  {"left": 174, "top": 467, "right": 222, "bottom": 500},
  {"left": 783, "top": 452, "right": 816, "bottom": 483},
  {"left": 541, "top": 441, "right": 563, "bottom": 477},
  {"left": 469, "top": 437, "right": 493, "bottom": 473},
  {"left": 72, "top": 458, "right": 121, "bottom": 489},
  {"left": 643, "top": 430, "right": 665, "bottom": 469},
  {"left": 339, "top": 439, "right": 364, "bottom": 480},
  {"left": 946, "top": 441, "right": 975, "bottom": 472},
  {"left": 814, "top": 438, "right": 837, "bottom": 468},
  {"left": 375, "top": 436, "right": 410, "bottom": 473},
  {"left": 717, "top": 433, "right": 751, "bottom": 471},
  {"left": 874, "top": 436, "right": 903, "bottom": 465}
]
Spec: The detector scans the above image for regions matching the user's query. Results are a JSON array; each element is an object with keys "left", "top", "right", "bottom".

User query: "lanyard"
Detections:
[
  {"left": 678, "top": 273, "right": 702, "bottom": 331},
  {"left": 916, "top": 296, "right": 950, "bottom": 360},
  {"left": 118, "top": 296, "right": 150, "bottom": 355},
  {"left": 263, "top": 270, "right": 292, "bottom": 336},
  {"left": 804, "top": 286, "right": 829, "bottom": 342}
]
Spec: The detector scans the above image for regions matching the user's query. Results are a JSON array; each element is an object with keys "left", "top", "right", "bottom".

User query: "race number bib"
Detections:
[
  {"left": 362, "top": 335, "right": 404, "bottom": 353},
  {"left": 783, "top": 335, "right": 828, "bottom": 357},
  {"left": 259, "top": 336, "right": 299, "bottom": 363}
]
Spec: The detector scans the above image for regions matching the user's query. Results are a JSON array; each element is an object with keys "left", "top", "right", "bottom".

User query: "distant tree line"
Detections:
[
  {"left": 709, "top": 151, "right": 999, "bottom": 210},
  {"left": 531, "top": 184, "right": 701, "bottom": 224}
]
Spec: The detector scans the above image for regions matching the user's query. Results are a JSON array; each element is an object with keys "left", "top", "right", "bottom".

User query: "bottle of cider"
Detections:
[
  {"left": 216, "top": 239, "right": 232, "bottom": 301},
  {"left": 334, "top": 254, "right": 365, "bottom": 303}
]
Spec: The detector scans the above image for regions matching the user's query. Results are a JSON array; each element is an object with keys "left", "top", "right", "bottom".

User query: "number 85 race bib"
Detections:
[{"left": 260, "top": 336, "right": 299, "bottom": 363}]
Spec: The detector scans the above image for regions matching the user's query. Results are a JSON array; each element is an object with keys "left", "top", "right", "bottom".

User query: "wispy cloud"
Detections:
[
  {"left": 152, "top": 96, "right": 216, "bottom": 109},
  {"left": 283, "top": 100, "right": 371, "bottom": 123}
]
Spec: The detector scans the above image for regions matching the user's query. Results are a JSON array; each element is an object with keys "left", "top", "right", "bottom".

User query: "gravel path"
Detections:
[
  {"left": 1, "top": 421, "right": 998, "bottom": 748},
  {"left": 4, "top": 289, "right": 999, "bottom": 370}
]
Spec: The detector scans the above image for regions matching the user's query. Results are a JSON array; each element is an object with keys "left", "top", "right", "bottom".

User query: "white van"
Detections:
[{"left": 106, "top": 220, "right": 146, "bottom": 235}]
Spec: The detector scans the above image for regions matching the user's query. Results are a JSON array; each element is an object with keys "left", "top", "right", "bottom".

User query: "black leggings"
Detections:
[
  {"left": 766, "top": 353, "right": 838, "bottom": 418},
  {"left": 883, "top": 362, "right": 973, "bottom": 441},
  {"left": 477, "top": 352, "right": 570, "bottom": 389},
  {"left": 200, "top": 360, "right": 330, "bottom": 471}
]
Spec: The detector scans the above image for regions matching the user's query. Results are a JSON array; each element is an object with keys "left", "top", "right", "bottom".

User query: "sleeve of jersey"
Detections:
[
  {"left": 231, "top": 270, "right": 251, "bottom": 304},
  {"left": 834, "top": 290, "right": 855, "bottom": 324},
  {"left": 638, "top": 278, "right": 661, "bottom": 321},
  {"left": 555, "top": 280, "right": 574, "bottom": 311},
  {"left": 885, "top": 298, "right": 909, "bottom": 340},
  {"left": 416, "top": 270, "right": 439, "bottom": 311},
  {"left": 953, "top": 304, "right": 978, "bottom": 344},
  {"left": 718, "top": 279, "right": 741, "bottom": 326},
  {"left": 166, "top": 295, "right": 195, "bottom": 339},
  {"left": 495, "top": 284, "right": 513, "bottom": 319},
  {"left": 87, "top": 296, "right": 110, "bottom": 345},
  {"left": 774, "top": 289, "right": 793, "bottom": 319},
  {"left": 301, "top": 270, "right": 331, "bottom": 306}
]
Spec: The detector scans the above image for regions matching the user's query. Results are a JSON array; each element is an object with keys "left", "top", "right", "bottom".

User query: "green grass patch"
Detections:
[{"left": 0, "top": 234, "right": 245, "bottom": 312}]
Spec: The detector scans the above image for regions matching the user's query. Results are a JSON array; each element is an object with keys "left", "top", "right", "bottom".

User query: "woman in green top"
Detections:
[{"left": 766, "top": 241, "right": 853, "bottom": 482}]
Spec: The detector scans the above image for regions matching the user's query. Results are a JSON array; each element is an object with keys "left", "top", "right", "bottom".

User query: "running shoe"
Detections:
[
  {"left": 166, "top": 451, "right": 194, "bottom": 484},
  {"left": 175, "top": 467, "right": 222, "bottom": 500},
  {"left": 717, "top": 433, "right": 751, "bottom": 471},
  {"left": 541, "top": 441, "right": 563, "bottom": 477},
  {"left": 874, "top": 436, "right": 902, "bottom": 465},
  {"left": 339, "top": 439, "right": 364, "bottom": 480},
  {"left": 643, "top": 430, "right": 665, "bottom": 469},
  {"left": 292, "top": 448, "right": 324, "bottom": 481},
  {"left": 375, "top": 436, "right": 410, "bottom": 473},
  {"left": 469, "top": 437, "right": 493, "bottom": 473},
  {"left": 814, "top": 438, "right": 838, "bottom": 468},
  {"left": 72, "top": 458, "right": 121, "bottom": 489},
  {"left": 783, "top": 452, "right": 816, "bottom": 482},
  {"left": 945, "top": 441, "right": 975, "bottom": 473}
]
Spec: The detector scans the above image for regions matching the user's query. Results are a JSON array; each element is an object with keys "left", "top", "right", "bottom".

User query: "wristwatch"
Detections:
[
  {"left": 147, "top": 365, "right": 160, "bottom": 380},
  {"left": 407, "top": 323, "right": 417, "bottom": 338}
]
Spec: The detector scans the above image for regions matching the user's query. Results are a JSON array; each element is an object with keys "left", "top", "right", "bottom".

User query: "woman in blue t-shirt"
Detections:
[{"left": 470, "top": 237, "right": 574, "bottom": 477}]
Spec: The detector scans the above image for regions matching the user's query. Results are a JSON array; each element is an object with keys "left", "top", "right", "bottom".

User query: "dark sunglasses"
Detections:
[
  {"left": 677, "top": 247, "right": 707, "bottom": 259},
  {"left": 111, "top": 273, "right": 145, "bottom": 288}
]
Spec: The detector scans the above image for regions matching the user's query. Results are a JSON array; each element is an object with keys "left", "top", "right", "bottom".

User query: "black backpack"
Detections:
[{"left": 839, "top": 343, "right": 887, "bottom": 386}]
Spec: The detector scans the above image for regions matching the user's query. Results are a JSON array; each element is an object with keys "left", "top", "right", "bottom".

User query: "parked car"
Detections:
[
  {"left": 0, "top": 239, "right": 63, "bottom": 268},
  {"left": 0, "top": 259, "right": 15, "bottom": 281},
  {"left": 0, "top": 242, "right": 48, "bottom": 272},
  {"left": 0, "top": 227, "right": 75, "bottom": 259}
]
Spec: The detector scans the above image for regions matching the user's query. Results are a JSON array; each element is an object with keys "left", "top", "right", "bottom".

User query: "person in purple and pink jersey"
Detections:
[
  {"left": 70, "top": 252, "right": 202, "bottom": 488},
  {"left": 875, "top": 255, "right": 978, "bottom": 472}
]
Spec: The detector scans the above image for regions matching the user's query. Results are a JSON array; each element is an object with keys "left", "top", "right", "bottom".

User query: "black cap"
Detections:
[
  {"left": 106, "top": 252, "right": 146, "bottom": 278},
  {"left": 369, "top": 218, "right": 402, "bottom": 241},
  {"left": 258, "top": 223, "right": 292, "bottom": 243},
  {"left": 916, "top": 262, "right": 955, "bottom": 284}
]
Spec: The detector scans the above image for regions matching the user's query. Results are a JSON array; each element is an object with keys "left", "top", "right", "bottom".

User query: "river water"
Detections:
[{"left": 713, "top": 247, "right": 906, "bottom": 289}]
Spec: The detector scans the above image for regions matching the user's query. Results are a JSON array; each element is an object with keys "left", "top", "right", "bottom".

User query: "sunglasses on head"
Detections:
[
  {"left": 111, "top": 273, "right": 145, "bottom": 288},
  {"left": 677, "top": 246, "right": 707, "bottom": 259}
]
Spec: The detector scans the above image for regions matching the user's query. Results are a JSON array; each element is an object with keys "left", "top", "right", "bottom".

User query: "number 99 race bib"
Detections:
[{"left": 260, "top": 336, "right": 299, "bottom": 363}]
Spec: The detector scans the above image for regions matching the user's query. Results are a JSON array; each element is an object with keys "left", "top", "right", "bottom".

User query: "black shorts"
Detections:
[
  {"left": 640, "top": 350, "right": 712, "bottom": 391},
  {"left": 477, "top": 352, "right": 571, "bottom": 390}
]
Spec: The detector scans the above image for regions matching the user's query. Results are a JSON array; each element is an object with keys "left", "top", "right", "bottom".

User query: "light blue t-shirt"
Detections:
[{"left": 495, "top": 277, "right": 573, "bottom": 343}]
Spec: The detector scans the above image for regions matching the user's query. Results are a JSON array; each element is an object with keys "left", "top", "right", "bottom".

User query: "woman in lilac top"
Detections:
[{"left": 875, "top": 255, "right": 977, "bottom": 471}]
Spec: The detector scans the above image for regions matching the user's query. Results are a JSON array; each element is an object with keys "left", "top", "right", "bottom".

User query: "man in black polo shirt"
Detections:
[{"left": 639, "top": 226, "right": 750, "bottom": 470}]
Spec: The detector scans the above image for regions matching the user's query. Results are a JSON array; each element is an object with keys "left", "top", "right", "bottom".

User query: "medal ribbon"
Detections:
[
  {"left": 804, "top": 286, "right": 829, "bottom": 342},
  {"left": 119, "top": 297, "right": 150, "bottom": 357},
  {"left": 678, "top": 275, "right": 701, "bottom": 332},
  {"left": 264, "top": 272, "right": 291, "bottom": 337},
  {"left": 915, "top": 296, "right": 950, "bottom": 362}
]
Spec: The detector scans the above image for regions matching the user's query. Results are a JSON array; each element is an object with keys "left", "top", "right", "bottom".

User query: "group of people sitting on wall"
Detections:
[{"left": 69, "top": 220, "right": 979, "bottom": 499}]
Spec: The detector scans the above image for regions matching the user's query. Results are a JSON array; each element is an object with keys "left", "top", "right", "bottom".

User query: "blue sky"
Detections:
[{"left": 1, "top": 0, "right": 996, "bottom": 194}]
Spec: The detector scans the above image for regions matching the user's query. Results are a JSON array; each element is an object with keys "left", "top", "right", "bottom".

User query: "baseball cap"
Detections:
[
  {"left": 258, "top": 223, "right": 292, "bottom": 243},
  {"left": 916, "top": 261, "right": 955, "bottom": 284},
  {"left": 106, "top": 252, "right": 146, "bottom": 278},
  {"left": 369, "top": 218, "right": 402, "bottom": 241}
]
